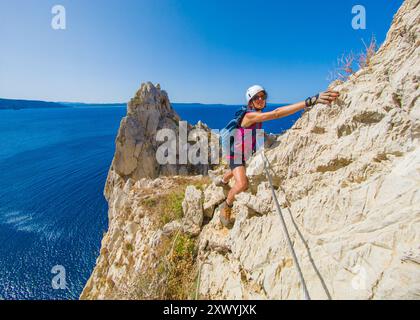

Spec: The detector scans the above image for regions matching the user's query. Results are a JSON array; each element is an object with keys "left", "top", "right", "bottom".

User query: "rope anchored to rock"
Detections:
[
  {"left": 261, "top": 150, "right": 311, "bottom": 300},
  {"left": 200, "top": 149, "right": 332, "bottom": 300}
]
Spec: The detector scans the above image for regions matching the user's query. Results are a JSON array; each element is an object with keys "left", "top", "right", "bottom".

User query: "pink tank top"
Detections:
[{"left": 227, "top": 110, "right": 263, "bottom": 161}]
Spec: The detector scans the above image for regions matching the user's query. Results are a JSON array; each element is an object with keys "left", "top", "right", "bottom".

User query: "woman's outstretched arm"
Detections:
[
  {"left": 241, "top": 89, "right": 339, "bottom": 127},
  {"left": 242, "top": 101, "right": 306, "bottom": 127}
]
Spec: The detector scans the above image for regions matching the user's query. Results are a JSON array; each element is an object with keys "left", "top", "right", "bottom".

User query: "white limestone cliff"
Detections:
[{"left": 81, "top": 0, "right": 419, "bottom": 300}]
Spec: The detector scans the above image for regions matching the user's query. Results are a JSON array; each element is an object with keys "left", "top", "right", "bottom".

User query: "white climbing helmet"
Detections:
[{"left": 246, "top": 85, "right": 266, "bottom": 103}]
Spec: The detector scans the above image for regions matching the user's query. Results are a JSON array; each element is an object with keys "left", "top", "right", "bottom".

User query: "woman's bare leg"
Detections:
[
  {"left": 222, "top": 170, "right": 234, "bottom": 183},
  {"left": 220, "top": 166, "right": 248, "bottom": 227},
  {"left": 226, "top": 166, "right": 248, "bottom": 205}
]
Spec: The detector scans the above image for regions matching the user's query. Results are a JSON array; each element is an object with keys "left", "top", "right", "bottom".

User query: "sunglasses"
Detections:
[{"left": 253, "top": 93, "right": 267, "bottom": 102}]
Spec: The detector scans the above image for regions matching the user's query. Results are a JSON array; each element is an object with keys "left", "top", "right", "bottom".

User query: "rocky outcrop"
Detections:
[
  {"left": 105, "top": 81, "right": 213, "bottom": 188},
  {"left": 104, "top": 82, "right": 214, "bottom": 221},
  {"left": 81, "top": 0, "right": 419, "bottom": 300},
  {"left": 110, "top": 82, "right": 179, "bottom": 180},
  {"left": 181, "top": 186, "right": 204, "bottom": 236}
]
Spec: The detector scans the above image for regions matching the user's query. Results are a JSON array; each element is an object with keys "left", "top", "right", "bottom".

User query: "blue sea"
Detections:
[{"left": 0, "top": 103, "right": 302, "bottom": 300}]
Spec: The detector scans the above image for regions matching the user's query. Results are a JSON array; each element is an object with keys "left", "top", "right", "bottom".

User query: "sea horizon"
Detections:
[{"left": 0, "top": 97, "right": 288, "bottom": 108}]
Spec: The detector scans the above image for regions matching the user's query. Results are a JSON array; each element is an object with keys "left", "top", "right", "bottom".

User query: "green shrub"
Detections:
[
  {"left": 129, "top": 232, "right": 198, "bottom": 300},
  {"left": 160, "top": 190, "right": 185, "bottom": 227}
]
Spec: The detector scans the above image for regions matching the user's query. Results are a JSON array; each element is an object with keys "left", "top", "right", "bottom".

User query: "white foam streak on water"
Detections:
[{"left": 0, "top": 210, "right": 62, "bottom": 240}]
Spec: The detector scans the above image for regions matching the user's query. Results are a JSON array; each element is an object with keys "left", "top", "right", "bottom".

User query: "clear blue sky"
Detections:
[{"left": 0, "top": 0, "right": 403, "bottom": 104}]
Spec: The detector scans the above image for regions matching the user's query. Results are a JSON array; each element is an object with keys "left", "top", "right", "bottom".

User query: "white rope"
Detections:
[{"left": 261, "top": 150, "right": 311, "bottom": 300}]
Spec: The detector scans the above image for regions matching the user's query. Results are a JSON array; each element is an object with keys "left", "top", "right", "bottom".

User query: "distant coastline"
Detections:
[
  {"left": 0, "top": 99, "right": 128, "bottom": 110},
  {"left": 0, "top": 98, "right": 68, "bottom": 110},
  {"left": 60, "top": 102, "right": 126, "bottom": 108},
  {"left": 0, "top": 98, "right": 287, "bottom": 111}
]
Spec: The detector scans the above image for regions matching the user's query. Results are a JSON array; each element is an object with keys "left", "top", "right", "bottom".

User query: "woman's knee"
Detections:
[
  {"left": 232, "top": 166, "right": 248, "bottom": 192},
  {"left": 237, "top": 178, "right": 249, "bottom": 192}
]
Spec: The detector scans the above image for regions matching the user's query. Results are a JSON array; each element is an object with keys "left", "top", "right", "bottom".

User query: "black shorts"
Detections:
[{"left": 229, "top": 155, "right": 246, "bottom": 170}]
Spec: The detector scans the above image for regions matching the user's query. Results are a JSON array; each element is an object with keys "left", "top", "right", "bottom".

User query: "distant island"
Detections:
[
  {"left": 0, "top": 99, "right": 128, "bottom": 110},
  {"left": 0, "top": 98, "right": 68, "bottom": 110}
]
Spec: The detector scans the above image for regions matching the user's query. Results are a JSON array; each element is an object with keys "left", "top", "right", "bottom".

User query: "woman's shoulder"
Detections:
[{"left": 241, "top": 112, "right": 263, "bottom": 129}]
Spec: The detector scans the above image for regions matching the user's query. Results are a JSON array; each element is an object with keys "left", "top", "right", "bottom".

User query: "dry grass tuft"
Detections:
[{"left": 328, "top": 35, "right": 378, "bottom": 82}]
